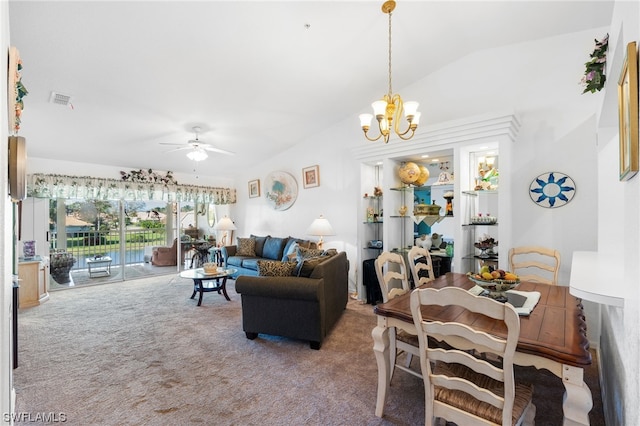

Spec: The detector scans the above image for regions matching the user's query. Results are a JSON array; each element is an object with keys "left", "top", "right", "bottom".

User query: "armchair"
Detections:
[{"left": 151, "top": 238, "right": 181, "bottom": 266}]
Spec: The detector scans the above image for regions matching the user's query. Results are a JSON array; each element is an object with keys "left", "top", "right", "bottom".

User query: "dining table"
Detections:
[{"left": 372, "top": 272, "right": 593, "bottom": 425}]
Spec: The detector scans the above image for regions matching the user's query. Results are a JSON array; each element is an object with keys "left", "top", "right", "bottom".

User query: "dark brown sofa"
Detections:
[{"left": 235, "top": 251, "right": 349, "bottom": 350}]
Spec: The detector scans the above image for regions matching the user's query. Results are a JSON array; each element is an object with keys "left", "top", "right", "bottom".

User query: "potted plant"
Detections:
[{"left": 50, "top": 250, "right": 76, "bottom": 284}]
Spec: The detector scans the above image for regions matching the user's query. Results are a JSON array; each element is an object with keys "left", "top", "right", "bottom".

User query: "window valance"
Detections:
[{"left": 26, "top": 173, "right": 236, "bottom": 204}]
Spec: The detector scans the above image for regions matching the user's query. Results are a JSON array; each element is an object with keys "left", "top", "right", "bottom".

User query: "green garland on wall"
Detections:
[{"left": 581, "top": 33, "right": 609, "bottom": 94}]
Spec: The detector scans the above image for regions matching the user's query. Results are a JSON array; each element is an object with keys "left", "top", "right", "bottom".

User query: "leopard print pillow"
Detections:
[
  {"left": 296, "top": 246, "right": 324, "bottom": 260},
  {"left": 236, "top": 237, "right": 256, "bottom": 257},
  {"left": 257, "top": 260, "right": 297, "bottom": 277}
]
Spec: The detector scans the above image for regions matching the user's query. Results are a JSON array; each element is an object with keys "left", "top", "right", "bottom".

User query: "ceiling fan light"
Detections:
[
  {"left": 187, "top": 149, "right": 208, "bottom": 162},
  {"left": 412, "top": 111, "right": 421, "bottom": 125}
]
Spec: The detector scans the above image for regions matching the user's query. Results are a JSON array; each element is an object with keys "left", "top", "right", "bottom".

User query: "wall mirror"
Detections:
[{"left": 207, "top": 204, "right": 217, "bottom": 227}]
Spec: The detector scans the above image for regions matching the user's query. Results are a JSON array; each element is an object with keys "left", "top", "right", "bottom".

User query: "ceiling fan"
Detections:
[{"left": 160, "top": 126, "right": 234, "bottom": 161}]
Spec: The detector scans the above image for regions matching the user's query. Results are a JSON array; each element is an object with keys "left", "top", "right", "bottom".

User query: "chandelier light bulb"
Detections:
[
  {"left": 403, "top": 101, "right": 419, "bottom": 117},
  {"left": 372, "top": 100, "right": 387, "bottom": 117},
  {"left": 359, "top": 114, "right": 373, "bottom": 128}
]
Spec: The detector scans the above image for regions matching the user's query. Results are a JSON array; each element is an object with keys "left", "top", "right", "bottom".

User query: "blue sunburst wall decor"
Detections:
[{"left": 529, "top": 172, "right": 576, "bottom": 208}]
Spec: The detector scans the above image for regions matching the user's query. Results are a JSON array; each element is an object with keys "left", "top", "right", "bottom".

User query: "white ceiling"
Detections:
[{"left": 8, "top": 1, "right": 613, "bottom": 177}]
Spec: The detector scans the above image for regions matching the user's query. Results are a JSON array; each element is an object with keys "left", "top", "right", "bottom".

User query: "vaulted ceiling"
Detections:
[{"left": 9, "top": 1, "right": 613, "bottom": 177}]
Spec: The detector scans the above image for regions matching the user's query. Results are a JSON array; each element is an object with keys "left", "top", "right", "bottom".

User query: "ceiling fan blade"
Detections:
[
  {"left": 201, "top": 145, "right": 235, "bottom": 155},
  {"left": 159, "top": 142, "right": 186, "bottom": 146},
  {"left": 164, "top": 146, "right": 193, "bottom": 153}
]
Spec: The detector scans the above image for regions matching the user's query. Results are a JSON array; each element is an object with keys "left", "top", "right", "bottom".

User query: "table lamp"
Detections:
[
  {"left": 213, "top": 216, "right": 237, "bottom": 246},
  {"left": 306, "top": 215, "right": 335, "bottom": 250}
]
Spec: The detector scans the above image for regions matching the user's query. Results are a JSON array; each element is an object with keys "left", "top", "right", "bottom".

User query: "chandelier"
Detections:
[{"left": 359, "top": 0, "right": 420, "bottom": 143}]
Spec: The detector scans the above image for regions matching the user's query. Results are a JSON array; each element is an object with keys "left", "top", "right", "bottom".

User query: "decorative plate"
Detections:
[
  {"left": 265, "top": 171, "right": 298, "bottom": 211},
  {"left": 529, "top": 172, "right": 576, "bottom": 208}
]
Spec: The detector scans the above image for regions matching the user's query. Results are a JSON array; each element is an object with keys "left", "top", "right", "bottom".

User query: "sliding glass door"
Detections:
[{"left": 48, "top": 198, "right": 180, "bottom": 289}]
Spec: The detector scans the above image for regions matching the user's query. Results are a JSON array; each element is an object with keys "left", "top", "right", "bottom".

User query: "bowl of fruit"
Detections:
[{"left": 466, "top": 266, "right": 520, "bottom": 293}]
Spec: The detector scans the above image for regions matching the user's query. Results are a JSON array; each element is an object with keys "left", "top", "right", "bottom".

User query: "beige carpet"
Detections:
[{"left": 15, "top": 275, "right": 604, "bottom": 425}]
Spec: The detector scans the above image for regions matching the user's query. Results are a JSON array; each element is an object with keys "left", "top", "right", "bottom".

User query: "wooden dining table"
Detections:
[{"left": 372, "top": 272, "right": 593, "bottom": 425}]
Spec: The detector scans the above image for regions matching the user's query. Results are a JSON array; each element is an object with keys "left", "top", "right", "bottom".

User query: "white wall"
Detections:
[
  {"left": 230, "top": 124, "right": 361, "bottom": 292},
  {"left": 595, "top": 2, "right": 640, "bottom": 425}
]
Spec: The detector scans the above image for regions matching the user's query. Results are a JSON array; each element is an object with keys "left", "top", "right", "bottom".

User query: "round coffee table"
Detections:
[{"left": 179, "top": 268, "right": 237, "bottom": 306}]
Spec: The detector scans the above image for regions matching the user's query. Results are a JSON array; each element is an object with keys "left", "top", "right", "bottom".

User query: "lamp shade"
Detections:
[
  {"left": 213, "top": 216, "right": 237, "bottom": 231},
  {"left": 306, "top": 215, "right": 335, "bottom": 237}
]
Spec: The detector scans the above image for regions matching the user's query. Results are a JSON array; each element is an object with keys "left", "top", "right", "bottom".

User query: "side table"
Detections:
[{"left": 86, "top": 256, "right": 112, "bottom": 278}]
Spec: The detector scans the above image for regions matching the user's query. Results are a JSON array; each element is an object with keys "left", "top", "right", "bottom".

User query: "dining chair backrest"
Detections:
[
  {"left": 374, "top": 251, "right": 411, "bottom": 303},
  {"left": 508, "top": 245, "right": 560, "bottom": 286},
  {"left": 410, "top": 287, "right": 535, "bottom": 426},
  {"left": 407, "top": 246, "right": 436, "bottom": 287}
]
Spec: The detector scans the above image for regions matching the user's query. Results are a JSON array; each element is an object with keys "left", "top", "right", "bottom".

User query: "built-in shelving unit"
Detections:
[
  {"left": 354, "top": 113, "right": 519, "bottom": 297},
  {"left": 389, "top": 186, "right": 412, "bottom": 253},
  {"left": 362, "top": 195, "right": 383, "bottom": 251}
]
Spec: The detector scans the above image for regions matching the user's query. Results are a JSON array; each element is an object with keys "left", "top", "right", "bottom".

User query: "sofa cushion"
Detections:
[
  {"left": 250, "top": 234, "right": 270, "bottom": 258},
  {"left": 226, "top": 256, "right": 246, "bottom": 268},
  {"left": 263, "top": 237, "right": 288, "bottom": 260},
  {"left": 257, "top": 260, "right": 297, "bottom": 277},
  {"left": 241, "top": 258, "right": 260, "bottom": 271},
  {"left": 296, "top": 256, "right": 329, "bottom": 278}
]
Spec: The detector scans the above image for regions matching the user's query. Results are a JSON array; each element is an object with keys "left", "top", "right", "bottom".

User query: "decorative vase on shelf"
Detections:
[
  {"left": 398, "top": 162, "right": 421, "bottom": 185},
  {"left": 398, "top": 205, "right": 408, "bottom": 216},
  {"left": 23, "top": 240, "right": 36, "bottom": 258},
  {"left": 444, "top": 196, "right": 454, "bottom": 216}
]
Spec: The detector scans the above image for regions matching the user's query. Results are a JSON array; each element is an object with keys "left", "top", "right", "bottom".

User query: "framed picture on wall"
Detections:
[
  {"left": 618, "top": 41, "right": 639, "bottom": 181},
  {"left": 302, "top": 165, "right": 320, "bottom": 188},
  {"left": 248, "top": 179, "right": 260, "bottom": 198}
]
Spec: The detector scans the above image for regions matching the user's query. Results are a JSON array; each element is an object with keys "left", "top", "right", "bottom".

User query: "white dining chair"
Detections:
[
  {"left": 407, "top": 245, "right": 436, "bottom": 287},
  {"left": 508, "top": 245, "right": 561, "bottom": 286},
  {"left": 410, "top": 286, "right": 536, "bottom": 426},
  {"left": 374, "top": 251, "right": 421, "bottom": 379}
]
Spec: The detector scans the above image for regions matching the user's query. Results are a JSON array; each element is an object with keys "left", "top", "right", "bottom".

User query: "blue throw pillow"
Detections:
[
  {"left": 262, "top": 237, "right": 287, "bottom": 260},
  {"left": 250, "top": 234, "right": 269, "bottom": 258}
]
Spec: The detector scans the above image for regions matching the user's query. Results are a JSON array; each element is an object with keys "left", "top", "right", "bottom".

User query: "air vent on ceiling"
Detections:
[{"left": 49, "top": 91, "right": 73, "bottom": 107}]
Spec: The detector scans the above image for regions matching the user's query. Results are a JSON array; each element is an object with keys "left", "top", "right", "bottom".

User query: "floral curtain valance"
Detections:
[{"left": 27, "top": 173, "right": 237, "bottom": 204}]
